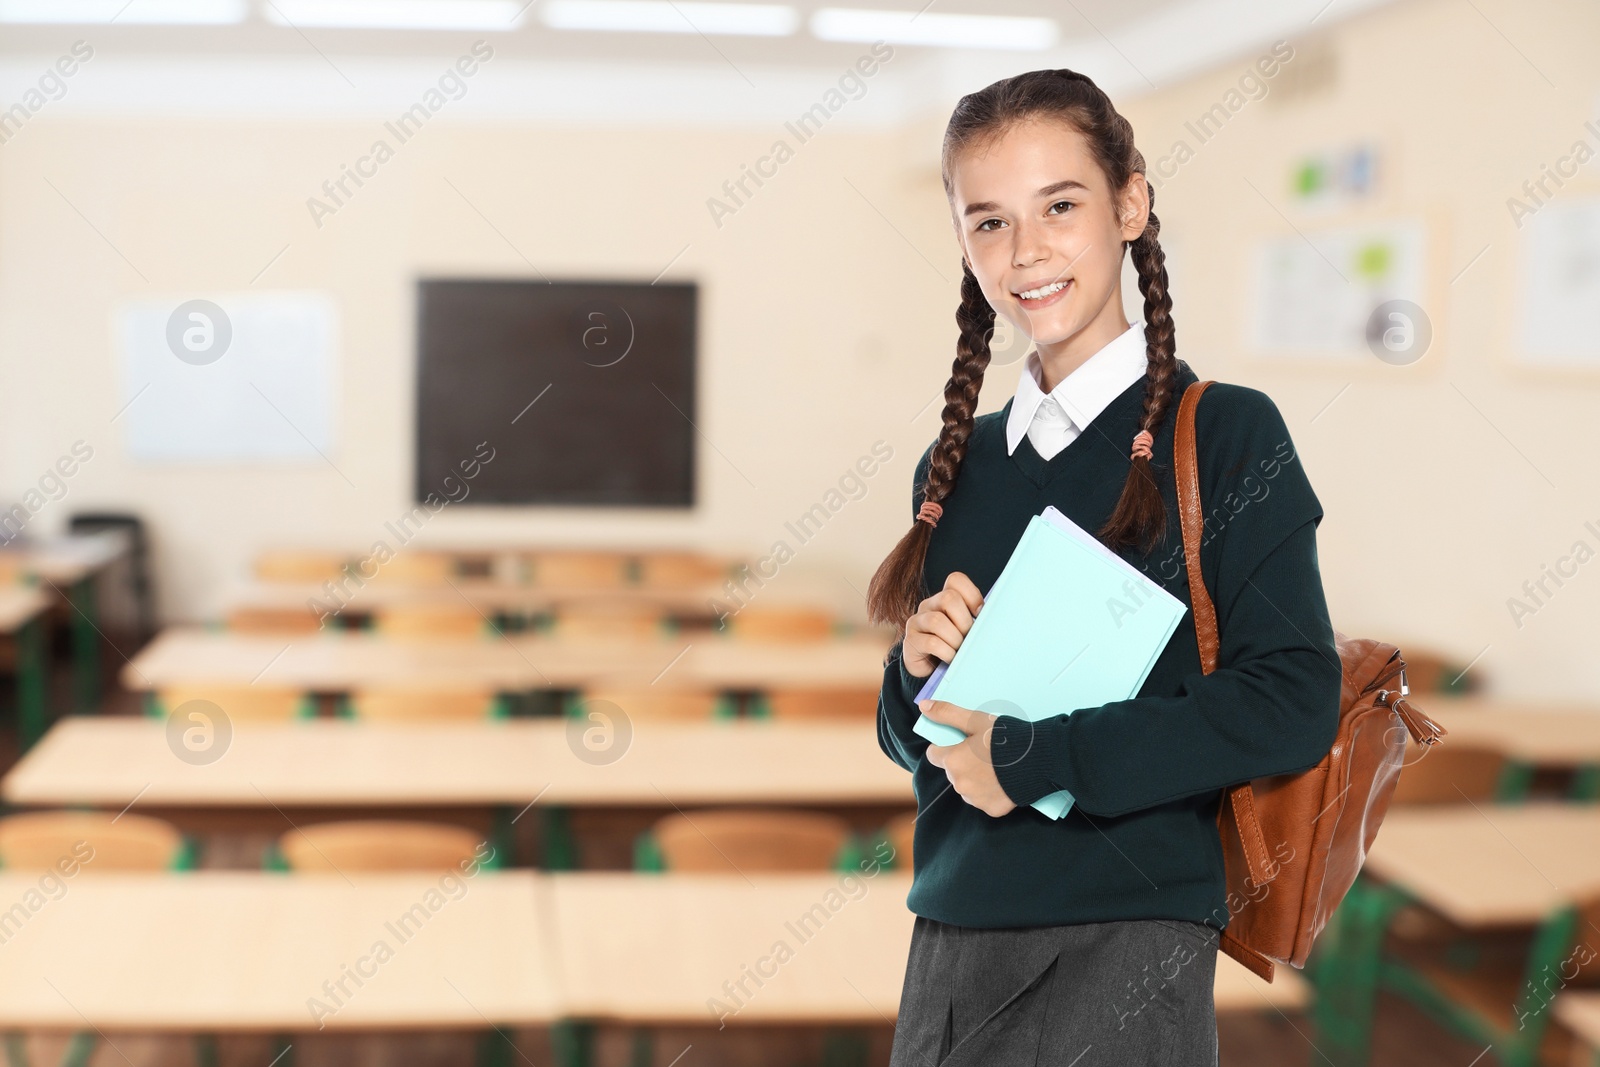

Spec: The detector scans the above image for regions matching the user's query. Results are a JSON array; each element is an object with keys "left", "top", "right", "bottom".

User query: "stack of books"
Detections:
[{"left": 913, "top": 506, "right": 1187, "bottom": 818}]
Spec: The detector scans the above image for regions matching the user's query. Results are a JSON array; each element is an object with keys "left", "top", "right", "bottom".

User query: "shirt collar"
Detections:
[{"left": 1005, "top": 321, "right": 1148, "bottom": 456}]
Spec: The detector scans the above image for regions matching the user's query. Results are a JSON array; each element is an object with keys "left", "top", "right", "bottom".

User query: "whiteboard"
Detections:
[
  {"left": 116, "top": 292, "right": 338, "bottom": 463},
  {"left": 1250, "top": 219, "right": 1427, "bottom": 360},
  {"left": 1517, "top": 197, "right": 1600, "bottom": 367}
]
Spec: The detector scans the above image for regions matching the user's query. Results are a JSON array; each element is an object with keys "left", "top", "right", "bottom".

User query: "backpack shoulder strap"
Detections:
[
  {"left": 1174, "top": 380, "right": 1219, "bottom": 673},
  {"left": 1173, "top": 378, "right": 1278, "bottom": 891}
]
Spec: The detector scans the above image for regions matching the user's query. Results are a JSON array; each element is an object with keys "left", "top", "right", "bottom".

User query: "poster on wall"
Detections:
[
  {"left": 1516, "top": 197, "right": 1600, "bottom": 368},
  {"left": 116, "top": 292, "right": 338, "bottom": 462},
  {"left": 1250, "top": 219, "right": 1427, "bottom": 360}
]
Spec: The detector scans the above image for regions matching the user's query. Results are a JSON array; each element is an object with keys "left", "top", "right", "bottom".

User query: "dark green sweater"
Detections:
[{"left": 878, "top": 361, "right": 1342, "bottom": 929}]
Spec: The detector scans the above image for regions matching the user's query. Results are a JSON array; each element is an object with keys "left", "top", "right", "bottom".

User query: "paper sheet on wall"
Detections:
[
  {"left": 1517, "top": 197, "right": 1600, "bottom": 367},
  {"left": 116, "top": 292, "right": 337, "bottom": 462}
]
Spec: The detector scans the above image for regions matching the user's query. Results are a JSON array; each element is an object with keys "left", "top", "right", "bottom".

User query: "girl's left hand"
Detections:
[{"left": 920, "top": 700, "right": 1017, "bottom": 818}]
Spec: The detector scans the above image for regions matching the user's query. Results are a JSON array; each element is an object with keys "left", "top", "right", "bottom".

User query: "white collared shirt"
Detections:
[{"left": 1005, "top": 322, "right": 1149, "bottom": 460}]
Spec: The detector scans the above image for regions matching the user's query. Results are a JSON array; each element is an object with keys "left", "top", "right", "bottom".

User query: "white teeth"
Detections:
[{"left": 1019, "top": 280, "right": 1068, "bottom": 300}]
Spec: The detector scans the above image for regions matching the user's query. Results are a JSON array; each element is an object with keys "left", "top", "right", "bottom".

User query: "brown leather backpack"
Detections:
[{"left": 1174, "top": 380, "right": 1446, "bottom": 981}]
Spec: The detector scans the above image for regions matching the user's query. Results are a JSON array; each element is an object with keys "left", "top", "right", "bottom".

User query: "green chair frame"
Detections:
[{"left": 1311, "top": 874, "right": 1586, "bottom": 1067}]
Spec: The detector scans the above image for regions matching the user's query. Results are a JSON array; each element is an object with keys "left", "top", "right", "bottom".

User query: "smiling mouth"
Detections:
[{"left": 1015, "top": 279, "right": 1070, "bottom": 303}]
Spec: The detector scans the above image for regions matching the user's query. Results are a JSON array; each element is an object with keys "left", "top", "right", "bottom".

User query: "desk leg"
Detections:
[
  {"left": 1310, "top": 876, "right": 1407, "bottom": 1067},
  {"left": 822, "top": 1029, "right": 869, "bottom": 1067},
  {"left": 68, "top": 578, "right": 100, "bottom": 714},
  {"left": 491, "top": 804, "right": 519, "bottom": 868},
  {"left": 16, "top": 618, "right": 47, "bottom": 751},
  {"left": 552, "top": 1020, "right": 595, "bottom": 1067},
  {"left": 1495, "top": 761, "right": 1535, "bottom": 801},
  {"left": 60, "top": 1033, "right": 96, "bottom": 1067},
  {"left": 477, "top": 1027, "right": 516, "bottom": 1067},
  {"left": 542, "top": 807, "right": 576, "bottom": 871}
]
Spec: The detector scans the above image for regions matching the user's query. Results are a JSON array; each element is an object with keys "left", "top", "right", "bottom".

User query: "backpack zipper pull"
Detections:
[{"left": 1383, "top": 691, "right": 1445, "bottom": 746}]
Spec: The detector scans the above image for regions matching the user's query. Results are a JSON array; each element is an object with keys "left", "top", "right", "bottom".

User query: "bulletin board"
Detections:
[{"left": 1248, "top": 218, "right": 1428, "bottom": 362}]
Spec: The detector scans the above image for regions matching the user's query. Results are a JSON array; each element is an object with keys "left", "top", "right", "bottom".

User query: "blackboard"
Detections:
[{"left": 415, "top": 278, "right": 697, "bottom": 507}]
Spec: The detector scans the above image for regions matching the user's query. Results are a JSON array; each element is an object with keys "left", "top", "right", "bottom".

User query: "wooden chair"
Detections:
[
  {"left": 551, "top": 600, "right": 667, "bottom": 640},
  {"left": 0, "top": 810, "right": 190, "bottom": 872},
  {"left": 643, "top": 808, "right": 852, "bottom": 873},
  {"left": 530, "top": 550, "right": 629, "bottom": 589},
  {"left": 226, "top": 606, "right": 324, "bottom": 635},
  {"left": 367, "top": 552, "right": 455, "bottom": 585},
  {"left": 347, "top": 688, "right": 501, "bottom": 722},
  {"left": 254, "top": 551, "right": 351, "bottom": 583},
  {"left": 154, "top": 685, "right": 312, "bottom": 722},
  {"left": 722, "top": 606, "right": 837, "bottom": 642},
  {"left": 0, "top": 553, "right": 32, "bottom": 585},
  {"left": 274, "top": 820, "right": 493, "bottom": 873},
  {"left": 754, "top": 685, "right": 879, "bottom": 720},
  {"left": 1554, "top": 993, "right": 1600, "bottom": 1067},
  {"left": 1391, "top": 744, "right": 1513, "bottom": 805},
  {"left": 569, "top": 683, "right": 731, "bottom": 722},
  {"left": 883, "top": 811, "right": 916, "bottom": 871},
  {"left": 634, "top": 552, "right": 728, "bottom": 587},
  {"left": 1398, "top": 645, "right": 1482, "bottom": 696},
  {"left": 371, "top": 603, "right": 486, "bottom": 638}
]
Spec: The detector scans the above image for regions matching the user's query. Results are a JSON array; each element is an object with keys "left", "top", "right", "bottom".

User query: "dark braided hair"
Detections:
[{"left": 867, "top": 69, "right": 1179, "bottom": 629}]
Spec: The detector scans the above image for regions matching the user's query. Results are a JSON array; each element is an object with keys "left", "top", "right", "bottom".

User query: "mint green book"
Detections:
[{"left": 911, "top": 505, "right": 1187, "bottom": 818}]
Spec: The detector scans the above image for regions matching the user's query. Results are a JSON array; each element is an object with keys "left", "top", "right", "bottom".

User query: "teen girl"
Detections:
[{"left": 868, "top": 70, "right": 1344, "bottom": 1066}]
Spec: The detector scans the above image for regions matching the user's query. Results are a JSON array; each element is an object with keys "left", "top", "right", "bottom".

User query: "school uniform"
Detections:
[{"left": 878, "top": 323, "right": 1342, "bottom": 1066}]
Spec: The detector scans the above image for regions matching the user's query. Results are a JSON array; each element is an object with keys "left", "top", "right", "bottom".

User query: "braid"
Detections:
[
  {"left": 866, "top": 262, "right": 994, "bottom": 628},
  {"left": 1099, "top": 191, "right": 1179, "bottom": 554}
]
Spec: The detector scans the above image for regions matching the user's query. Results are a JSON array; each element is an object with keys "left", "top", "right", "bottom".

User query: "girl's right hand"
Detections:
[{"left": 902, "top": 571, "right": 984, "bottom": 678}]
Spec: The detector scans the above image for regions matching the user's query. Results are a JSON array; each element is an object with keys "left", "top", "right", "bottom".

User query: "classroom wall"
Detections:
[
  {"left": 1112, "top": 0, "right": 1600, "bottom": 700},
  {"left": 0, "top": 113, "right": 955, "bottom": 624},
  {"left": 2, "top": 0, "right": 1597, "bottom": 699}
]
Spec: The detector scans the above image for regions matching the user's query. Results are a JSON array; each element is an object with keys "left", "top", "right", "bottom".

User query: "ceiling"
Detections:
[
  {"left": 0, "top": 0, "right": 1177, "bottom": 65},
  {"left": 0, "top": 0, "right": 1389, "bottom": 123}
]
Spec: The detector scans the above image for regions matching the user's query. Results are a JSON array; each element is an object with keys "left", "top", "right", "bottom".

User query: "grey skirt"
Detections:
[{"left": 889, "top": 915, "right": 1220, "bottom": 1067}]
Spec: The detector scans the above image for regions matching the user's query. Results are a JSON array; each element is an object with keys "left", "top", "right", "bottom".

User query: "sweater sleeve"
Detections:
[
  {"left": 876, "top": 441, "right": 937, "bottom": 772},
  {"left": 991, "top": 386, "right": 1343, "bottom": 817},
  {"left": 878, "top": 639, "right": 932, "bottom": 772}
]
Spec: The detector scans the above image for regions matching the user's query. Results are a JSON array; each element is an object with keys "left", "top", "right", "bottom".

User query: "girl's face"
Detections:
[{"left": 948, "top": 116, "right": 1149, "bottom": 360}]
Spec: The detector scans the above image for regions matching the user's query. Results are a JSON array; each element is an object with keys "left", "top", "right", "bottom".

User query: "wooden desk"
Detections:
[
  {"left": 0, "top": 872, "right": 557, "bottom": 1031},
  {"left": 2, "top": 718, "right": 914, "bottom": 810},
  {"left": 0, "top": 871, "right": 1300, "bottom": 1037},
  {"left": 8, "top": 530, "right": 130, "bottom": 588},
  {"left": 225, "top": 577, "right": 848, "bottom": 624},
  {"left": 546, "top": 872, "right": 1305, "bottom": 1023},
  {"left": 1425, "top": 697, "right": 1600, "bottom": 767},
  {"left": 550, "top": 871, "right": 910, "bottom": 1024},
  {"left": 0, "top": 586, "right": 49, "bottom": 748},
  {"left": 1555, "top": 993, "right": 1600, "bottom": 1067},
  {"left": 0, "top": 587, "right": 48, "bottom": 635},
  {"left": 1363, "top": 804, "right": 1600, "bottom": 926},
  {"left": 1, "top": 530, "right": 132, "bottom": 715},
  {"left": 122, "top": 628, "right": 893, "bottom": 692}
]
